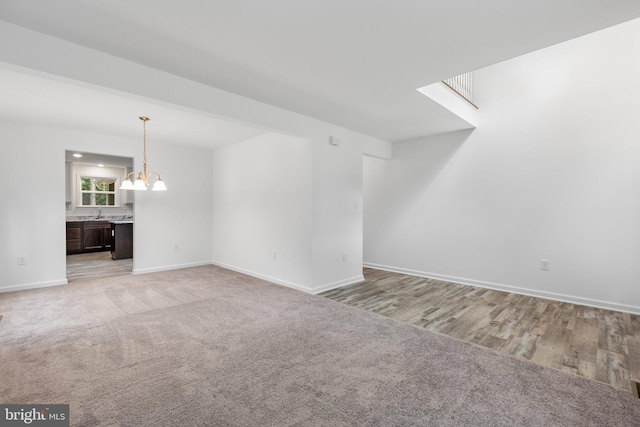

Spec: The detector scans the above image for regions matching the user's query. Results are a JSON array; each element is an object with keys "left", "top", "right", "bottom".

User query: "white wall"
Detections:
[
  {"left": 0, "top": 122, "right": 68, "bottom": 291},
  {"left": 211, "top": 132, "right": 313, "bottom": 290},
  {"left": 211, "top": 131, "right": 373, "bottom": 294},
  {"left": 311, "top": 133, "right": 367, "bottom": 291},
  {"left": 364, "top": 18, "right": 640, "bottom": 313},
  {"left": 0, "top": 120, "right": 213, "bottom": 292},
  {"left": 133, "top": 140, "right": 213, "bottom": 274}
]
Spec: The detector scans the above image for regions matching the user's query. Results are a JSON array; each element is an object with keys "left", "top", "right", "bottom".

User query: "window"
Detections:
[{"left": 78, "top": 176, "right": 120, "bottom": 206}]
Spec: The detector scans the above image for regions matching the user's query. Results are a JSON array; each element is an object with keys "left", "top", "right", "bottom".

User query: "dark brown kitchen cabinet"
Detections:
[
  {"left": 111, "top": 222, "right": 133, "bottom": 260},
  {"left": 66, "top": 222, "right": 83, "bottom": 254},
  {"left": 104, "top": 226, "right": 113, "bottom": 248},
  {"left": 66, "top": 221, "right": 112, "bottom": 254},
  {"left": 83, "top": 221, "right": 112, "bottom": 252}
]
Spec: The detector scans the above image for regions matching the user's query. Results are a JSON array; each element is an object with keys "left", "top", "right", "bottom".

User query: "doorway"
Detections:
[{"left": 65, "top": 150, "right": 135, "bottom": 282}]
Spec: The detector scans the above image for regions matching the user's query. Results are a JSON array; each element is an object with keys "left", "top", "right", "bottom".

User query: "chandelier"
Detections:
[{"left": 120, "top": 116, "right": 167, "bottom": 191}]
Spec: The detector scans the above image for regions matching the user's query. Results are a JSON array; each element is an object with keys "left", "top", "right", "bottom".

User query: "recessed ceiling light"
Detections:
[
  {"left": 97, "top": 164, "right": 104, "bottom": 167},
  {"left": 73, "top": 153, "right": 82, "bottom": 158}
]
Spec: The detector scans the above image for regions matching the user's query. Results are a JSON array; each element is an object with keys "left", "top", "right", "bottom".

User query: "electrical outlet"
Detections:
[
  {"left": 342, "top": 253, "right": 347, "bottom": 262},
  {"left": 174, "top": 244, "right": 180, "bottom": 251},
  {"left": 17, "top": 256, "right": 27, "bottom": 265},
  {"left": 272, "top": 251, "right": 277, "bottom": 261},
  {"left": 540, "top": 259, "right": 550, "bottom": 271}
]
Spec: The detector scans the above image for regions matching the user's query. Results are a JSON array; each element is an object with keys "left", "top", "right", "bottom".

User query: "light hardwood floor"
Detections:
[
  {"left": 322, "top": 268, "right": 640, "bottom": 393},
  {"left": 66, "top": 251, "right": 132, "bottom": 282}
]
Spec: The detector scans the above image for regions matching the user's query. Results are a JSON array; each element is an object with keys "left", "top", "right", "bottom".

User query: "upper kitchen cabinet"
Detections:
[{"left": 65, "top": 161, "right": 72, "bottom": 206}]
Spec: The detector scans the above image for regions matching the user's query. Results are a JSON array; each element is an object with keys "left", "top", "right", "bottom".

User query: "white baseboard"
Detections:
[
  {"left": 210, "top": 261, "right": 364, "bottom": 295},
  {"left": 364, "top": 262, "right": 640, "bottom": 315},
  {"left": 132, "top": 261, "right": 212, "bottom": 275},
  {"left": 310, "top": 275, "right": 365, "bottom": 295},
  {"left": 0, "top": 279, "right": 68, "bottom": 294},
  {"left": 211, "top": 260, "right": 314, "bottom": 293}
]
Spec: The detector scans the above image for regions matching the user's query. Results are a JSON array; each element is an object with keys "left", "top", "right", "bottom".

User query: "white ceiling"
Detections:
[
  {"left": 0, "top": 68, "right": 268, "bottom": 150},
  {"left": 65, "top": 151, "right": 132, "bottom": 169},
  {"left": 2, "top": 0, "right": 640, "bottom": 142}
]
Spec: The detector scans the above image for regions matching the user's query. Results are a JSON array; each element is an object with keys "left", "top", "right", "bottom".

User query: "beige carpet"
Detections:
[{"left": 1, "top": 265, "right": 639, "bottom": 426}]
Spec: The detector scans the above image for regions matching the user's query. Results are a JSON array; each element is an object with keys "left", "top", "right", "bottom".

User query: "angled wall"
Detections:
[
  {"left": 364, "top": 18, "right": 640, "bottom": 313},
  {"left": 211, "top": 132, "right": 314, "bottom": 291}
]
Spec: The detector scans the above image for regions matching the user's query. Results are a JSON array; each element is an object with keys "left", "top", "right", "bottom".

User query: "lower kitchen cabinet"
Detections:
[
  {"left": 84, "top": 221, "right": 112, "bottom": 251},
  {"left": 111, "top": 222, "right": 133, "bottom": 260},
  {"left": 66, "top": 221, "right": 113, "bottom": 254},
  {"left": 66, "top": 222, "right": 83, "bottom": 255}
]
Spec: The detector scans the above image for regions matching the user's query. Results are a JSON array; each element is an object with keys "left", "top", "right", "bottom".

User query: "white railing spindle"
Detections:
[{"left": 442, "top": 72, "right": 477, "bottom": 108}]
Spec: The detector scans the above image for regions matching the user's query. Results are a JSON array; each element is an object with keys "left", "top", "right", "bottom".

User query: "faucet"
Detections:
[{"left": 96, "top": 207, "right": 103, "bottom": 219}]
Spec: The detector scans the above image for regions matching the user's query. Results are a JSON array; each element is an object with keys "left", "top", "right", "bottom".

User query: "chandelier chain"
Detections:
[{"left": 140, "top": 116, "right": 149, "bottom": 177}]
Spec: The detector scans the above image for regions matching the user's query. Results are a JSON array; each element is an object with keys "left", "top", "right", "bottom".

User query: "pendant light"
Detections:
[{"left": 120, "top": 116, "right": 167, "bottom": 191}]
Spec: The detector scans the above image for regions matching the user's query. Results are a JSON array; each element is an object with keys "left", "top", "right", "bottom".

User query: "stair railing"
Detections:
[{"left": 442, "top": 72, "right": 478, "bottom": 109}]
